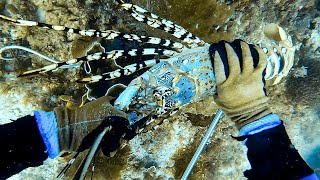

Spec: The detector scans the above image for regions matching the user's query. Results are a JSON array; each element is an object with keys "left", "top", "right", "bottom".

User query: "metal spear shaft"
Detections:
[{"left": 181, "top": 109, "right": 224, "bottom": 180}]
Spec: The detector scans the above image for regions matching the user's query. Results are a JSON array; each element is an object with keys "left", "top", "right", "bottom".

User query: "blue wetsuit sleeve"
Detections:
[
  {"left": 0, "top": 115, "right": 48, "bottom": 179},
  {"left": 237, "top": 113, "right": 318, "bottom": 180}
]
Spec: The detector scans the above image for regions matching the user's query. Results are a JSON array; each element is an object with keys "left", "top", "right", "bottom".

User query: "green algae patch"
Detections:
[
  {"left": 164, "top": 0, "right": 235, "bottom": 42},
  {"left": 93, "top": 146, "right": 131, "bottom": 179},
  {"left": 135, "top": 0, "right": 236, "bottom": 43},
  {"left": 186, "top": 113, "right": 215, "bottom": 127},
  {"left": 71, "top": 37, "right": 99, "bottom": 59}
]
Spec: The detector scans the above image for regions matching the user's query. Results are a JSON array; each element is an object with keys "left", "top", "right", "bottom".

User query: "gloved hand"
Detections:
[
  {"left": 209, "top": 40, "right": 271, "bottom": 129},
  {"left": 209, "top": 40, "right": 317, "bottom": 180},
  {"left": 53, "top": 96, "right": 129, "bottom": 152},
  {"left": 35, "top": 95, "right": 131, "bottom": 159}
]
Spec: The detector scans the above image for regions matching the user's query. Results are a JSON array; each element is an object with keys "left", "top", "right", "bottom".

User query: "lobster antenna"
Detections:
[
  {"left": 57, "top": 152, "right": 81, "bottom": 179},
  {"left": 0, "top": 45, "right": 59, "bottom": 63},
  {"left": 115, "top": 0, "right": 125, "bottom": 4},
  {"left": 0, "top": 45, "right": 80, "bottom": 71},
  {"left": 90, "top": 153, "right": 97, "bottom": 180}
]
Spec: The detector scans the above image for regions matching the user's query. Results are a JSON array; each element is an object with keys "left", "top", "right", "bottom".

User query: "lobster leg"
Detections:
[
  {"left": 57, "top": 152, "right": 81, "bottom": 179},
  {"left": 90, "top": 155, "right": 97, "bottom": 180},
  {"left": 116, "top": 1, "right": 206, "bottom": 47},
  {"left": 0, "top": 15, "right": 184, "bottom": 52}
]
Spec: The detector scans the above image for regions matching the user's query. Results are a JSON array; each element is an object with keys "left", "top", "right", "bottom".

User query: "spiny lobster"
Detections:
[{"left": 0, "top": 0, "right": 297, "bottom": 179}]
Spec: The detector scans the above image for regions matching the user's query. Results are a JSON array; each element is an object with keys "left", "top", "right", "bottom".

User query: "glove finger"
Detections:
[
  {"left": 249, "top": 44, "right": 259, "bottom": 68},
  {"left": 230, "top": 39, "right": 244, "bottom": 71},
  {"left": 254, "top": 46, "right": 268, "bottom": 95},
  {"left": 240, "top": 41, "right": 254, "bottom": 75},
  {"left": 213, "top": 51, "right": 227, "bottom": 86},
  {"left": 225, "top": 43, "right": 241, "bottom": 81},
  {"left": 210, "top": 41, "right": 230, "bottom": 78},
  {"left": 254, "top": 46, "right": 268, "bottom": 72}
]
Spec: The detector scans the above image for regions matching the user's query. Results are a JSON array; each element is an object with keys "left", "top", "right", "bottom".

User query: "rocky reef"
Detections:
[{"left": 0, "top": 0, "right": 319, "bottom": 179}]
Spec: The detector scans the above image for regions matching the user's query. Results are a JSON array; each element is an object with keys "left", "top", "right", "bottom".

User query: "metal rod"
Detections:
[
  {"left": 181, "top": 109, "right": 224, "bottom": 180},
  {"left": 79, "top": 126, "right": 111, "bottom": 180}
]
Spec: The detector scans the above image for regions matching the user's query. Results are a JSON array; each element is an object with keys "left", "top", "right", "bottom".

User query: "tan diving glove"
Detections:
[
  {"left": 54, "top": 96, "right": 128, "bottom": 151},
  {"left": 210, "top": 40, "right": 271, "bottom": 129}
]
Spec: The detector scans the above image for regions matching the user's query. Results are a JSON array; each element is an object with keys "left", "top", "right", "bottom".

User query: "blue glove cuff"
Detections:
[
  {"left": 239, "top": 113, "right": 281, "bottom": 136},
  {"left": 34, "top": 110, "right": 60, "bottom": 159}
]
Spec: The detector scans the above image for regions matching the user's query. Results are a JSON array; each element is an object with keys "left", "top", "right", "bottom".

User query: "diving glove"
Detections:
[
  {"left": 209, "top": 40, "right": 271, "bottom": 129},
  {"left": 34, "top": 96, "right": 128, "bottom": 158},
  {"left": 53, "top": 96, "right": 128, "bottom": 152}
]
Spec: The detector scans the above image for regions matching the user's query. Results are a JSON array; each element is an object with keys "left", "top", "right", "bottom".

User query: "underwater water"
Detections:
[{"left": 0, "top": 0, "right": 319, "bottom": 179}]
